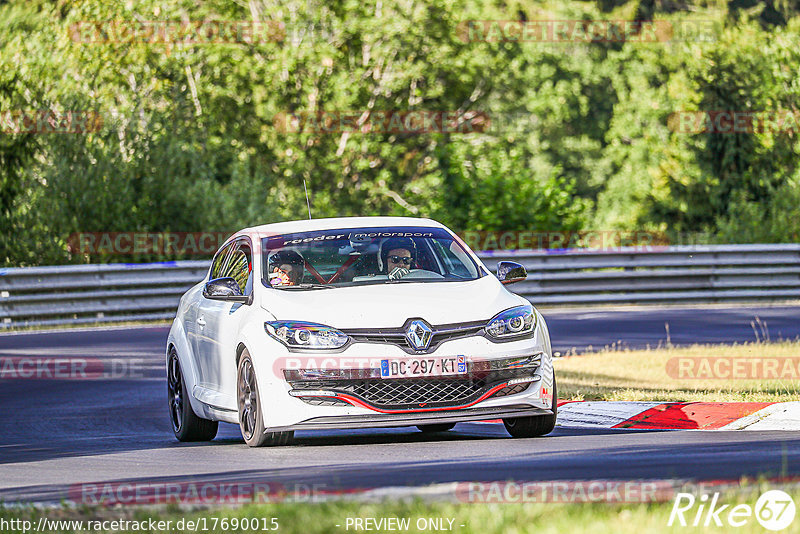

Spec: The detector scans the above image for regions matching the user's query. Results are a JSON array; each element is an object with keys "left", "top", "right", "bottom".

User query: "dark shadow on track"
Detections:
[{"left": 2, "top": 434, "right": 798, "bottom": 505}]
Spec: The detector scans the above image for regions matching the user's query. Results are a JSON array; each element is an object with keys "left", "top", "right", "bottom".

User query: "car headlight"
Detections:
[
  {"left": 264, "top": 321, "right": 349, "bottom": 349},
  {"left": 485, "top": 305, "right": 536, "bottom": 340}
]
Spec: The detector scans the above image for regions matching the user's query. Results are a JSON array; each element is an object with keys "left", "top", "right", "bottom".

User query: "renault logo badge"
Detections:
[{"left": 406, "top": 319, "right": 433, "bottom": 351}]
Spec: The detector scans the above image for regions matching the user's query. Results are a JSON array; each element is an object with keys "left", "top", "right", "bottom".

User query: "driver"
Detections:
[
  {"left": 268, "top": 249, "right": 305, "bottom": 286},
  {"left": 378, "top": 237, "right": 416, "bottom": 280}
]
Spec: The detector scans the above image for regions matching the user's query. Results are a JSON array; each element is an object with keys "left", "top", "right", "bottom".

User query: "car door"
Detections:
[
  {"left": 188, "top": 241, "right": 233, "bottom": 374},
  {"left": 194, "top": 238, "right": 254, "bottom": 409}
]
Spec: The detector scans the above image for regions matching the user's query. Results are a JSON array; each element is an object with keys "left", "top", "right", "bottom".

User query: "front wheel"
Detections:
[
  {"left": 503, "top": 378, "right": 557, "bottom": 438},
  {"left": 237, "top": 350, "right": 293, "bottom": 447},
  {"left": 167, "top": 349, "right": 218, "bottom": 442}
]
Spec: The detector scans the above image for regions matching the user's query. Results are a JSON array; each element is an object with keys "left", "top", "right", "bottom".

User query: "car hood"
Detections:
[{"left": 260, "top": 275, "right": 524, "bottom": 328}]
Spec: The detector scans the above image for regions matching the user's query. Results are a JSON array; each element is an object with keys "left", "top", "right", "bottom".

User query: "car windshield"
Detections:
[{"left": 262, "top": 226, "right": 483, "bottom": 289}]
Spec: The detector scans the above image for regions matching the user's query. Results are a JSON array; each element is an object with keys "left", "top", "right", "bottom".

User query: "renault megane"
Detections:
[{"left": 166, "top": 217, "right": 556, "bottom": 446}]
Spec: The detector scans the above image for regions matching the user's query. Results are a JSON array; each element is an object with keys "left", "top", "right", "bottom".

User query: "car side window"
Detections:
[
  {"left": 222, "top": 241, "right": 253, "bottom": 294},
  {"left": 210, "top": 242, "right": 233, "bottom": 279}
]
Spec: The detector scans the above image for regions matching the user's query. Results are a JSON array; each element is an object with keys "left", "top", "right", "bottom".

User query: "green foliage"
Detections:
[
  {"left": 430, "top": 140, "right": 587, "bottom": 232},
  {"left": 0, "top": 0, "right": 799, "bottom": 266},
  {"left": 642, "top": 21, "right": 800, "bottom": 238}
]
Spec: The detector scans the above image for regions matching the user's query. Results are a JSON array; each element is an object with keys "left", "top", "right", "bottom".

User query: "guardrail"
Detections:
[
  {"left": 484, "top": 244, "right": 800, "bottom": 305},
  {"left": 1, "top": 244, "right": 799, "bottom": 328},
  {"left": 0, "top": 262, "right": 210, "bottom": 328}
]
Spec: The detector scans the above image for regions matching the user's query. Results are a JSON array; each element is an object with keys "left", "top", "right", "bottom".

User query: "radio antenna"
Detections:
[{"left": 303, "top": 178, "right": 312, "bottom": 220}]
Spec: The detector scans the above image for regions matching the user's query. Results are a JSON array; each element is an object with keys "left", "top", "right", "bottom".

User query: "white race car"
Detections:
[{"left": 167, "top": 217, "right": 556, "bottom": 446}]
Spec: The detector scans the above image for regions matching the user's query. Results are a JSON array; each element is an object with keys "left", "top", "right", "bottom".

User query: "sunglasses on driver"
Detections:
[{"left": 387, "top": 255, "right": 413, "bottom": 265}]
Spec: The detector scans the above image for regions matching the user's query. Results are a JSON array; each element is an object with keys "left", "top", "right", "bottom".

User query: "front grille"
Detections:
[
  {"left": 347, "top": 332, "right": 406, "bottom": 344},
  {"left": 343, "top": 321, "right": 485, "bottom": 354},
  {"left": 492, "top": 383, "right": 531, "bottom": 397},
  {"left": 354, "top": 378, "right": 482, "bottom": 406},
  {"left": 290, "top": 367, "right": 537, "bottom": 409},
  {"left": 297, "top": 397, "right": 351, "bottom": 407}
]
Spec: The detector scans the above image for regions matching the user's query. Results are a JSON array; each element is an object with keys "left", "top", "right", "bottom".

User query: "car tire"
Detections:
[
  {"left": 503, "top": 378, "right": 557, "bottom": 438},
  {"left": 237, "top": 349, "right": 293, "bottom": 447},
  {"left": 168, "top": 348, "right": 218, "bottom": 442},
  {"left": 417, "top": 423, "right": 456, "bottom": 433}
]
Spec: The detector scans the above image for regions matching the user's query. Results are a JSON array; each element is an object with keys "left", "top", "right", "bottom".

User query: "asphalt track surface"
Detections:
[{"left": 0, "top": 305, "right": 798, "bottom": 505}]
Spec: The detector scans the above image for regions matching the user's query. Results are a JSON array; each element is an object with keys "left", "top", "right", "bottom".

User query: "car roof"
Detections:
[{"left": 240, "top": 216, "right": 448, "bottom": 239}]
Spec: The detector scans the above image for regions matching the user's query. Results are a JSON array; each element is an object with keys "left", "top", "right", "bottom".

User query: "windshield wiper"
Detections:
[{"left": 277, "top": 283, "right": 336, "bottom": 290}]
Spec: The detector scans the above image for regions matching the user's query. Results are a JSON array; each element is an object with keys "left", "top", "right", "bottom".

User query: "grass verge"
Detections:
[
  {"left": 554, "top": 340, "right": 800, "bottom": 402},
  {"left": 2, "top": 485, "right": 798, "bottom": 534}
]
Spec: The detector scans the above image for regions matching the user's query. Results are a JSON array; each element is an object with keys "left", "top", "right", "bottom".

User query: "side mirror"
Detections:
[
  {"left": 496, "top": 261, "right": 527, "bottom": 285},
  {"left": 203, "top": 277, "right": 251, "bottom": 304}
]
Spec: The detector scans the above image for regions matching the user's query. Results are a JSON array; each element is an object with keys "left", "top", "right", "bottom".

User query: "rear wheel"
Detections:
[
  {"left": 503, "top": 378, "right": 557, "bottom": 438},
  {"left": 237, "top": 350, "right": 293, "bottom": 447},
  {"left": 417, "top": 423, "right": 456, "bottom": 433},
  {"left": 167, "top": 349, "right": 218, "bottom": 442}
]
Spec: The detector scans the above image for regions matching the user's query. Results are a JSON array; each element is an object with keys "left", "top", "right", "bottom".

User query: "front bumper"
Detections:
[
  {"left": 285, "top": 354, "right": 543, "bottom": 412},
  {"left": 250, "top": 324, "right": 555, "bottom": 432},
  {"left": 266, "top": 404, "right": 551, "bottom": 432}
]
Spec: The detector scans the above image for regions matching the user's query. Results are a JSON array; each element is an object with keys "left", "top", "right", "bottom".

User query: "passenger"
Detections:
[
  {"left": 378, "top": 237, "right": 416, "bottom": 280},
  {"left": 268, "top": 250, "right": 305, "bottom": 286}
]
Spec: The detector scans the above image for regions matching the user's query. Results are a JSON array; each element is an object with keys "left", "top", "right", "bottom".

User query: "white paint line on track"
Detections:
[
  {"left": 0, "top": 323, "right": 169, "bottom": 337},
  {"left": 352, "top": 482, "right": 461, "bottom": 503}
]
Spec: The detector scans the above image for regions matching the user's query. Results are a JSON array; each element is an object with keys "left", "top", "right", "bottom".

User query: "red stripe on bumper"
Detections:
[{"left": 332, "top": 382, "right": 512, "bottom": 414}]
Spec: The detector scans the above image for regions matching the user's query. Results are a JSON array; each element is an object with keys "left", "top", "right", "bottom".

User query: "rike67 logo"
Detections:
[{"left": 668, "top": 490, "right": 796, "bottom": 531}]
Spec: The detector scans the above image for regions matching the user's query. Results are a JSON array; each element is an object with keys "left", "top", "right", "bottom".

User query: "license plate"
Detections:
[{"left": 380, "top": 356, "right": 467, "bottom": 379}]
